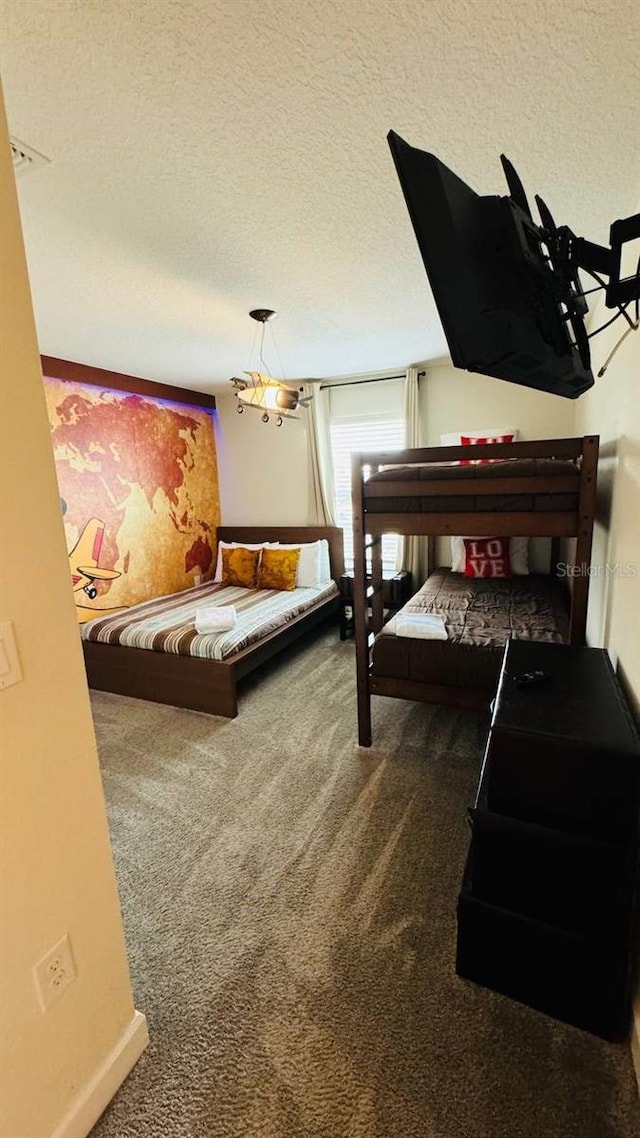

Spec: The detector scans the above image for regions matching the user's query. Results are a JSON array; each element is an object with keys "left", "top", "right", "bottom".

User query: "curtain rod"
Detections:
[{"left": 319, "top": 370, "right": 425, "bottom": 391}]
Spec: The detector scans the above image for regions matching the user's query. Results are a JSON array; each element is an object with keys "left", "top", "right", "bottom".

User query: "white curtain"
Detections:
[
  {"left": 396, "top": 366, "right": 423, "bottom": 585},
  {"left": 306, "top": 384, "right": 337, "bottom": 526}
]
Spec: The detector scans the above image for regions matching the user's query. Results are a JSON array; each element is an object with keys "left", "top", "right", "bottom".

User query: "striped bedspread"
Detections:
[{"left": 80, "top": 580, "right": 338, "bottom": 661}]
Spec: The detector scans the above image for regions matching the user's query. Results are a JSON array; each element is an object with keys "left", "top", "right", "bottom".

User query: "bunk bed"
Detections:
[
  {"left": 81, "top": 525, "right": 344, "bottom": 718},
  {"left": 351, "top": 436, "right": 599, "bottom": 746}
]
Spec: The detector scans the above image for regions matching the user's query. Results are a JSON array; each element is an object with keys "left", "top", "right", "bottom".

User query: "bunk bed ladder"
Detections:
[
  {"left": 569, "top": 435, "right": 599, "bottom": 644},
  {"left": 352, "top": 455, "right": 380, "bottom": 746}
]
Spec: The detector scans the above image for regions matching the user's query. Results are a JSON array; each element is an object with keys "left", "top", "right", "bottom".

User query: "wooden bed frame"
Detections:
[
  {"left": 351, "top": 436, "right": 599, "bottom": 746},
  {"left": 82, "top": 525, "right": 344, "bottom": 717}
]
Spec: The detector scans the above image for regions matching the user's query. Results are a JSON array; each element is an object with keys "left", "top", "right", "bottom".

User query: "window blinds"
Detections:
[{"left": 329, "top": 416, "right": 404, "bottom": 573}]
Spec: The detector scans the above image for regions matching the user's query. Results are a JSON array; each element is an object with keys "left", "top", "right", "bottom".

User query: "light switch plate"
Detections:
[{"left": 0, "top": 621, "right": 23, "bottom": 689}]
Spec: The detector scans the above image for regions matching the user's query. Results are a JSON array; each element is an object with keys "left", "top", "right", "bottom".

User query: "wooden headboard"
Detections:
[{"left": 216, "top": 526, "right": 345, "bottom": 582}]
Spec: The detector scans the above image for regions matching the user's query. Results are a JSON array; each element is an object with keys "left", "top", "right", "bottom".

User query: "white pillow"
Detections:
[
  {"left": 509, "top": 538, "right": 529, "bottom": 575},
  {"left": 450, "top": 536, "right": 529, "bottom": 575},
  {"left": 318, "top": 539, "right": 332, "bottom": 583},
  {"left": 213, "top": 541, "right": 279, "bottom": 583},
  {"left": 278, "top": 541, "right": 324, "bottom": 588}
]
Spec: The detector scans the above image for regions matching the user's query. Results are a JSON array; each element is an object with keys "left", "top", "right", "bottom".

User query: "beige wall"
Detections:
[
  {"left": 573, "top": 200, "right": 637, "bottom": 1087},
  {"left": 216, "top": 391, "right": 310, "bottom": 523},
  {"left": 421, "top": 362, "right": 577, "bottom": 569},
  {"left": 573, "top": 198, "right": 640, "bottom": 1087},
  {"left": 574, "top": 234, "right": 640, "bottom": 714},
  {"left": 215, "top": 365, "right": 576, "bottom": 529},
  {"left": 0, "top": 87, "right": 145, "bottom": 1138},
  {"left": 420, "top": 361, "right": 576, "bottom": 445}
]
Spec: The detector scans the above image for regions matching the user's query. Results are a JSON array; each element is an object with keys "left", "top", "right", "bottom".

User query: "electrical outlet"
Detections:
[{"left": 33, "top": 934, "right": 76, "bottom": 1012}]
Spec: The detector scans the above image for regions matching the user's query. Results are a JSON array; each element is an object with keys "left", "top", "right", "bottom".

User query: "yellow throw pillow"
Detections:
[
  {"left": 221, "top": 546, "right": 260, "bottom": 589},
  {"left": 257, "top": 547, "right": 300, "bottom": 591}
]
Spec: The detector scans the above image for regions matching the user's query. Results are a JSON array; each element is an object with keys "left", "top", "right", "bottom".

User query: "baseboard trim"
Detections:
[
  {"left": 632, "top": 1001, "right": 640, "bottom": 1094},
  {"left": 50, "top": 1010, "right": 149, "bottom": 1138}
]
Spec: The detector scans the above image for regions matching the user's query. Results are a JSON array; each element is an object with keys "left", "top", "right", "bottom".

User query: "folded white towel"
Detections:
[
  {"left": 195, "top": 605, "right": 237, "bottom": 634},
  {"left": 395, "top": 613, "right": 447, "bottom": 640}
]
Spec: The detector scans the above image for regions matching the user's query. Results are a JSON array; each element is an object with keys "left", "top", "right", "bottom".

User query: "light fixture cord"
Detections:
[
  {"left": 259, "top": 321, "right": 269, "bottom": 375},
  {"left": 269, "top": 322, "right": 287, "bottom": 382},
  {"left": 248, "top": 320, "right": 261, "bottom": 373}
]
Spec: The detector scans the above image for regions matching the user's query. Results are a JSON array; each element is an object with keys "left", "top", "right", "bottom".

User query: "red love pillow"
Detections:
[
  {"left": 463, "top": 537, "right": 512, "bottom": 579},
  {"left": 460, "top": 432, "right": 515, "bottom": 465}
]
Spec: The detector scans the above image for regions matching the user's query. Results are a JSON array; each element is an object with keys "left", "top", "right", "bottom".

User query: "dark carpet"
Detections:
[{"left": 89, "top": 625, "right": 640, "bottom": 1137}]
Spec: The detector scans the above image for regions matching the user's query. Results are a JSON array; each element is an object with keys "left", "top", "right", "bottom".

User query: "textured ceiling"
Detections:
[{"left": 1, "top": 0, "right": 639, "bottom": 393}]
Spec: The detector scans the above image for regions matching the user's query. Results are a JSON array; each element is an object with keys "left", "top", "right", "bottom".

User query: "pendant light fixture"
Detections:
[{"left": 229, "top": 309, "right": 314, "bottom": 426}]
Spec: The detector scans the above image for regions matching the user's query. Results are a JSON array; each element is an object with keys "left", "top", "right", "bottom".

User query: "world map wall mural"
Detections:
[{"left": 44, "top": 376, "right": 220, "bottom": 622}]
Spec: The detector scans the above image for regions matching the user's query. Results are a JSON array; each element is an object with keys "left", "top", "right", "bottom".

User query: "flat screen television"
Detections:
[{"left": 387, "top": 129, "right": 595, "bottom": 399}]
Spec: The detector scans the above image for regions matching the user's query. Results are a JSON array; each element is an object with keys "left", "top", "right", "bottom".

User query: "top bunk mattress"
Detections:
[
  {"left": 364, "top": 457, "right": 580, "bottom": 513},
  {"left": 81, "top": 579, "right": 338, "bottom": 661}
]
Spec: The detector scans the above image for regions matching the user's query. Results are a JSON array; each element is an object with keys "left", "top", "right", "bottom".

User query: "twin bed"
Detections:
[
  {"left": 351, "top": 436, "right": 599, "bottom": 745},
  {"left": 81, "top": 526, "right": 344, "bottom": 718}
]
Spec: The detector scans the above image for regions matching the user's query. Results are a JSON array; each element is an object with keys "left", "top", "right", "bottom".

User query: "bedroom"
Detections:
[{"left": 1, "top": 2, "right": 640, "bottom": 1137}]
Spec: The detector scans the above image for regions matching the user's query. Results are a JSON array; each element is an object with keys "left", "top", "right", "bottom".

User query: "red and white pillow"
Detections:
[
  {"left": 451, "top": 536, "right": 529, "bottom": 576},
  {"left": 462, "top": 537, "right": 511, "bottom": 579},
  {"left": 440, "top": 428, "right": 518, "bottom": 465}
]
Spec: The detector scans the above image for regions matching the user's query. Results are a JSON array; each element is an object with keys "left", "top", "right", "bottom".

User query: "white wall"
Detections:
[{"left": 0, "top": 85, "right": 146, "bottom": 1138}]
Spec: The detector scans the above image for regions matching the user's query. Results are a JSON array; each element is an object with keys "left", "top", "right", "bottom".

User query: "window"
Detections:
[{"left": 329, "top": 415, "right": 404, "bottom": 574}]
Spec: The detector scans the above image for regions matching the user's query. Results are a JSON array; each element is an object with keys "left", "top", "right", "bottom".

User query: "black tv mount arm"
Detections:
[
  {"left": 500, "top": 156, "right": 639, "bottom": 374},
  {"left": 501, "top": 155, "right": 640, "bottom": 312},
  {"left": 571, "top": 214, "right": 640, "bottom": 310}
]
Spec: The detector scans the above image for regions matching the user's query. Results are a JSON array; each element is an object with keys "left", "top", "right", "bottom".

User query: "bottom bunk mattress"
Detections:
[
  {"left": 372, "top": 568, "right": 570, "bottom": 692},
  {"left": 80, "top": 579, "right": 338, "bottom": 660}
]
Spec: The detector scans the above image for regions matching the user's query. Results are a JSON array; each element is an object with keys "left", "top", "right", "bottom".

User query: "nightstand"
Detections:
[{"left": 339, "top": 571, "right": 413, "bottom": 640}]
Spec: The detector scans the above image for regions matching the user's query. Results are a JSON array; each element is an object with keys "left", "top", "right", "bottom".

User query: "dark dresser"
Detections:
[{"left": 456, "top": 638, "right": 640, "bottom": 1039}]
